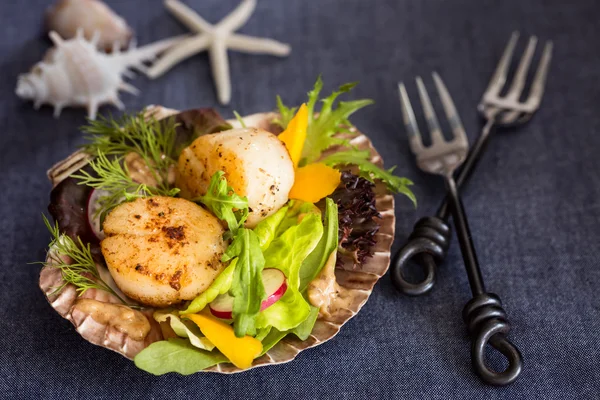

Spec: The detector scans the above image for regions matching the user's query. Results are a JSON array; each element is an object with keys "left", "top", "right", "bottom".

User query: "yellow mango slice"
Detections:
[
  {"left": 183, "top": 313, "right": 262, "bottom": 369},
  {"left": 278, "top": 103, "right": 308, "bottom": 167},
  {"left": 289, "top": 163, "right": 341, "bottom": 203}
]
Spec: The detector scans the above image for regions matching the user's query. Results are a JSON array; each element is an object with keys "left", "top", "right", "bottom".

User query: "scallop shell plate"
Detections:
[{"left": 40, "top": 105, "right": 396, "bottom": 374}]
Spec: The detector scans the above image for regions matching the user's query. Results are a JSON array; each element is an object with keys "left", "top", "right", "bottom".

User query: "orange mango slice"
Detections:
[
  {"left": 289, "top": 163, "right": 341, "bottom": 203},
  {"left": 184, "top": 313, "right": 262, "bottom": 369},
  {"left": 278, "top": 103, "right": 308, "bottom": 167}
]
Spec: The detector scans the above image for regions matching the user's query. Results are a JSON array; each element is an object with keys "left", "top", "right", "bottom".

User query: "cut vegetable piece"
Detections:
[
  {"left": 153, "top": 310, "right": 215, "bottom": 351},
  {"left": 289, "top": 163, "right": 341, "bottom": 203},
  {"left": 178, "top": 259, "right": 236, "bottom": 315},
  {"left": 184, "top": 313, "right": 262, "bottom": 369},
  {"left": 278, "top": 103, "right": 308, "bottom": 167},
  {"left": 209, "top": 268, "right": 287, "bottom": 319},
  {"left": 208, "top": 295, "right": 233, "bottom": 319},
  {"left": 86, "top": 188, "right": 109, "bottom": 240},
  {"left": 261, "top": 269, "right": 288, "bottom": 310}
]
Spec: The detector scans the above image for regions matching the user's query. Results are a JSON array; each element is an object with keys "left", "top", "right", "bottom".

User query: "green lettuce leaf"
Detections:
[
  {"left": 257, "top": 288, "right": 310, "bottom": 332},
  {"left": 256, "top": 207, "right": 323, "bottom": 331},
  {"left": 253, "top": 204, "right": 289, "bottom": 251},
  {"left": 179, "top": 259, "right": 236, "bottom": 315},
  {"left": 321, "top": 149, "right": 417, "bottom": 205},
  {"left": 224, "top": 228, "right": 266, "bottom": 337},
  {"left": 258, "top": 306, "right": 319, "bottom": 354},
  {"left": 255, "top": 326, "right": 272, "bottom": 342},
  {"left": 291, "top": 306, "right": 320, "bottom": 341},
  {"left": 134, "top": 338, "right": 226, "bottom": 375},
  {"left": 195, "top": 171, "right": 249, "bottom": 233},
  {"left": 299, "top": 198, "right": 339, "bottom": 291},
  {"left": 273, "top": 201, "right": 318, "bottom": 237},
  {"left": 259, "top": 329, "right": 288, "bottom": 355},
  {"left": 153, "top": 311, "right": 215, "bottom": 351}
]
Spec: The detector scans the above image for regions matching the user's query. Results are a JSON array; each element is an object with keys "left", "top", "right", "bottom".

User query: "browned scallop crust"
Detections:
[
  {"left": 40, "top": 106, "right": 396, "bottom": 372},
  {"left": 101, "top": 196, "right": 226, "bottom": 308}
]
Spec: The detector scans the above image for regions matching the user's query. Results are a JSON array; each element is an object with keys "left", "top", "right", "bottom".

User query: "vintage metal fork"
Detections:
[
  {"left": 397, "top": 73, "right": 523, "bottom": 386},
  {"left": 391, "top": 33, "right": 553, "bottom": 296}
]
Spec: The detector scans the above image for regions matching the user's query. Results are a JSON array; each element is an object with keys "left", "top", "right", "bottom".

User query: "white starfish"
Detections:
[{"left": 147, "top": 0, "right": 291, "bottom": 104}]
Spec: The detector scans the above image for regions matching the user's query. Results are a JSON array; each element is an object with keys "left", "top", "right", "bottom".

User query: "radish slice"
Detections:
[
  {"left": 86, "top": 188, "right": 109, "bottom": 241},
  {"left": 209, "top": 268, "right": 287, "bottom": 320},
  {"left": 260, "top": 268, "right": 288, "bottom": 310}
]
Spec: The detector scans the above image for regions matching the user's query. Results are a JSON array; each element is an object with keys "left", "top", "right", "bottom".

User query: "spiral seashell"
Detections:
[
  {"left": 46, "top": 0, "right": 133, "bottom": 51},
  {"left": 15, "top": 30, "right": 183, "bottom": 119}
]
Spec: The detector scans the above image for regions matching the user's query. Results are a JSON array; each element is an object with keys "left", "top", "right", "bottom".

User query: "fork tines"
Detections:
[
  {"left": 398, "top": 73, "right": 468, "bottom": 174},
  {"left": 398, "top": 73, "right": 467, "bottom": 154},
  {"left": 483, "top": 32, "right": 553, "bottom": 113}
]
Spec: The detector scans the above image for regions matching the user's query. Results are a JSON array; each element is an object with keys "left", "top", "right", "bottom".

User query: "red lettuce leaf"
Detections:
[{"left": 328, "top": 172, "right": 381, "bottom": 268}]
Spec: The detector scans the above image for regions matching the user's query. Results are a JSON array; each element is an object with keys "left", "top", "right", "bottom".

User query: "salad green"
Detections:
[
  {"left": 277, "top": 77, "right": 374, "bottom": 165},
  {"left": 195, "top": 171, "right": 249, "bottom": 234},
  {"left": 135, "top": 175, "right": 336, "bottom": 373},
  {"left": 154, "top": 310, "right": 215, "bottom": 351},
  {"left": 134, "top": 338, "right": 227, "bottom": 376},
  {"left": 178, "top": 260, "right": 236, "bottom": 315},
  {"left": 276, "top": 77, "right": 415, "bottom": 203},
  {"left": 322, "top": 150, "right": 417, "bottom": 206},
  {"left": 223, "top": 228, "right": 266, "bottom": 337},
  {"left": 299, "top": 198, "right": 339, "bottom": 291},
  {"left": 50, "top": 77, "right": 417, "bottom": 374},
  {"left": 253, "top": 204, "right": 290, "bottom": 251},
  {"left": 256, "top": 205, "right": 323, "bottom": 331}
]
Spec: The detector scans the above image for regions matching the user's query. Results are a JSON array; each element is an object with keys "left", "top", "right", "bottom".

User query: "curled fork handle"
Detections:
[{"left": 472, "top": 320, "right": 523, "bottom": 386}]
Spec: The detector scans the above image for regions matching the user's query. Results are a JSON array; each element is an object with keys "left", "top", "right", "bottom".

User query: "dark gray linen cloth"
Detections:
[{"left": 1, "top": 0, "right": 599, "bottom": 398}]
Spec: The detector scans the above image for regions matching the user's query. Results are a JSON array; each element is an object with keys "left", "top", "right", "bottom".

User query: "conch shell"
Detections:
[
  {"left": 46, "top": 0, "right": 133, "bottom": 51},
  {"left": 15, "top": 30, "right": 183, "bottom": 119}
]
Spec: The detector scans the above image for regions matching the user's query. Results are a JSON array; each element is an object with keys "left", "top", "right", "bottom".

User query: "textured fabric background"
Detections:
[{"left": 1, "top": 0, "right": 599, "bottom": 398}]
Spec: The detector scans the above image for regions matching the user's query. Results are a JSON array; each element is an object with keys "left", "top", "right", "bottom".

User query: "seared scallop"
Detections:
[
  {"left": 101, "top": 196, "right": 226, "bottom": 307},
  {"left": 176, "top": 127, "right": 295, "bottom": 228}
]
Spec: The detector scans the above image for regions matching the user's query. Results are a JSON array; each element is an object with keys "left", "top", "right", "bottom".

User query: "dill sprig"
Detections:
[
  {"left": 71, "top": 151, "right": 180, "bottom": 223},
  {"left": 233, "top": 111, "right": 247, "bottom": 128},
  {"left": 82, "top": 113, "right": 178, "bottom": 192},
  {"left": 41, "top": 215, "right": 128, "bottom": 304}
]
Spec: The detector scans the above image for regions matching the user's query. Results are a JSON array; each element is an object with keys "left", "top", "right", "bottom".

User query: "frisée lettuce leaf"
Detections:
[
  {"left": 275, "top": 77, "right": 416, "bottom": 204},
  {"left": 276, "top": 76, "right": 374, "bottom": 165},
  {"left": 321, "top": 150, "right": 416, "bottom": 205}
]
